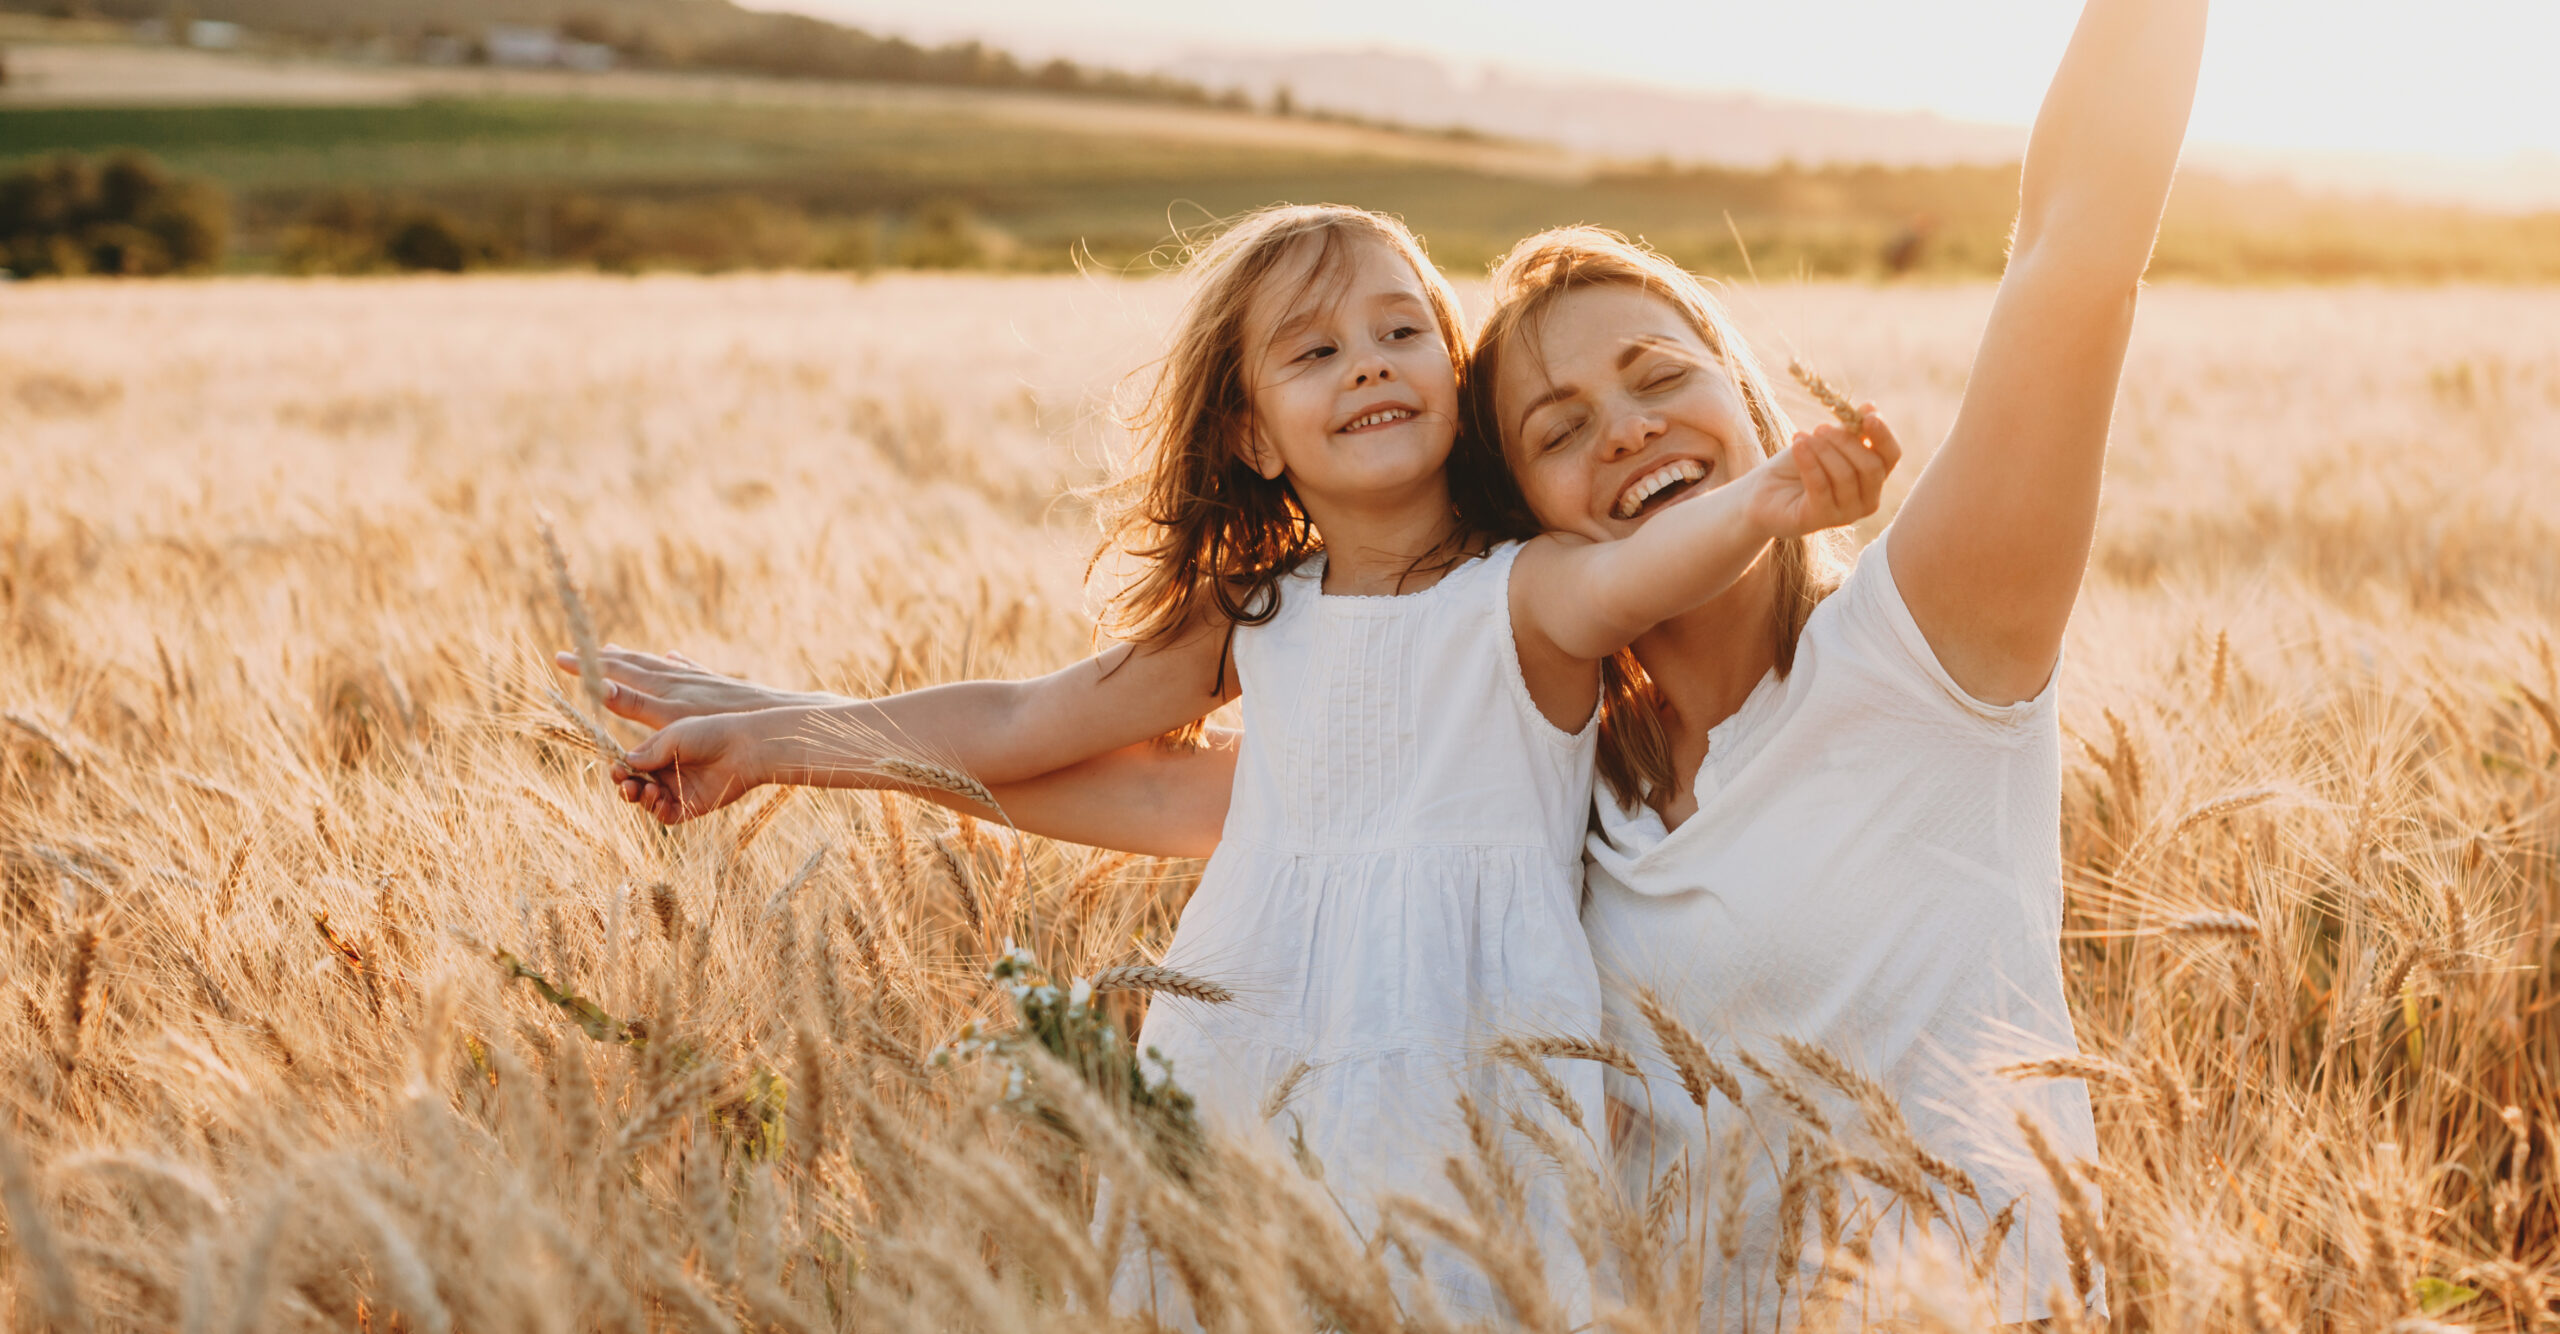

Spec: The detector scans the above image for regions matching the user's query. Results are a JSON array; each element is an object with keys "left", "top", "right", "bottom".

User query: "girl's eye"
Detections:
[
  {"left": 1298, "top": 345, "right": 1336, "bottom": 362},
  {"left": 1386, "top": 325, "right": 1421, "bottom": 341}
]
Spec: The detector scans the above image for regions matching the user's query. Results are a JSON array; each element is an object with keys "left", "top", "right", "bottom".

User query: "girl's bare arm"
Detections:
[
  {"left": 612, "top": 618, "right": 1234, "bottom": 824},
  {"left": 898, "top": 731, "right": 1237, "bottom": 860},
  {"left": 1886, "top": 0, "right": 2208, "bottom": 704},
  {"left": 567, "top": 644, "right": 1237, "bottom": 848},
  {"left": 1515, "top": 419, "right": 1898, "bottom": 662}
]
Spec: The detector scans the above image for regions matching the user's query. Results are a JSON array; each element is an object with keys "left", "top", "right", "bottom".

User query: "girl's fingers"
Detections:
[
  {"left": 1806, "top": 433, "right": 1862, "bottom": 512},
  {"left": 1841, "top": 427, "right": 1889, "bottom": 506},
  {"left": 1792, "top": 439, "right": 1839, "bottom": 513},
  {"left": 1858, "top": 408, "right": 1905, "bottom": 471}
]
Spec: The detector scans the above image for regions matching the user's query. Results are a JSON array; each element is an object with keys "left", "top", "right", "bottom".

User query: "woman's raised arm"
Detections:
[{"left": 1886, "top": 0, "right": 2208, "bottom": 704}]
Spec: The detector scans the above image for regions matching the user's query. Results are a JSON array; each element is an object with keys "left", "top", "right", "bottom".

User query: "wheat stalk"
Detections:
[
  {"left": 2160, "top": 787, "right": 2282, "bottom": 847},
  {"left": 762, "top": 843, "right": 827, "bottom": 920},
  {"left": 535, "top": 509, "right": 622, "bottom": 764},
  {"left": 1088, "top": 965, "right": 1234, "bottom": 1005},
  {"left": 1259, "top": 1058, "right": 1313, "bottom": 1123},
  {"left": 1491, "top": 1038, "right": 1589, "bottom": 1134},
  {"left": 1788, "top": 360, "right": 1865, "bottom": 428},
  {"left": 1636, "top": 986, "right": 1744, "bottom": 1109},
  {"left": 2018, "top": 1111, "right": 2098, "bottom": 1304},
  {"left": 2159, "top": 910, "right": 2262, "bottom": 941},
  {"left": 873, "top": 756, "right": 1006, "bottom": 819},
  {"left": 1998, "top": 1055, "right": 2141, "bottom": 1089},
  {"left": 1737, "top": 1047, "right": 1832, "bottom": 1136},
  {"left": 1508, "top": 1034, "right": 1644, "bottom": 1080}
]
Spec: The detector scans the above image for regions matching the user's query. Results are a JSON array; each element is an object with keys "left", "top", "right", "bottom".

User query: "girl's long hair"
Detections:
[
  {"left": 1459, "top": 226, "right": 1852, "bottom": 812},
  {"left": 1095, "top": 205, "right": 1478, "bottom": 692}
]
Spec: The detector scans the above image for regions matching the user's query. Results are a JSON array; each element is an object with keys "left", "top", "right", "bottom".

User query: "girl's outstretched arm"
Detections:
[
  {"left": 913, "top": 731, "right": 1237, "bottom": 859},
  {"left": 1887, "top": 0, "right": 2208, "bottom": 704},
  {"left": 1513, "top": 416, "right": 1899, "bottom": 663},
  {"left": 613, "top": 616, "right": 1234, "bottom": 823},
  {"left": 555, "top": 646, "right": 1236, "bottom": 855}
]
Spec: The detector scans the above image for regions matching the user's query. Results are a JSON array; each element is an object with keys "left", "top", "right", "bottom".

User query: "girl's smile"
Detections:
[{"left": 1242, "top": 236, "right": 1462, "bottom": 504}]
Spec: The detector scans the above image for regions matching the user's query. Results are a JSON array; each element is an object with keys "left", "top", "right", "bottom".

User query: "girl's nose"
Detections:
[{"left": 1351, "top": 353, "right": 1395, "bottom": 386}]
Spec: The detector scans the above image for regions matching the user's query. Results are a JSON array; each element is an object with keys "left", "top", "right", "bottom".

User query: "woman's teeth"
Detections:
[
  {"left": 1614, "top": 460, "right": 1709, "bottom": 519},
  {"left": 1343, "top": 407, "right": 1415, "bottom": 431}
]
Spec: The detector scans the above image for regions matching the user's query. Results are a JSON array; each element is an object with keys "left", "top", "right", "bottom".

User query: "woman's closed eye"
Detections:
[
  {"left": 1639, "top": 364, "right": 1689, "bottom": 393},
  {"left": 1540, "top": 414, "right": 1587, "bottom": 453}
]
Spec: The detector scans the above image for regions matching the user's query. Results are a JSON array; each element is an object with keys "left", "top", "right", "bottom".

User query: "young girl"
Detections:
[{"left": 606, "top": 203, "right": 1897, "bottom": 1314}]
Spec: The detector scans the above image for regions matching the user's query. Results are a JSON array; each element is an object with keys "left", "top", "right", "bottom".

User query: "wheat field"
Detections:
[{"left": 1, "top": 272, "right": 2556, "bottom": 1331}]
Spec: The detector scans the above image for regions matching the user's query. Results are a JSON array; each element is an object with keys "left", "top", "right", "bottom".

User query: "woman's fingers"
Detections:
[{"left": 602, "top": 684, "right": 692, "bottom": 727}]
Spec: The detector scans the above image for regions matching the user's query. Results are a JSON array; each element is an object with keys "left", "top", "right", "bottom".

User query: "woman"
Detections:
[{"left": 572, "top": 0, "right": 2202, "bottom": 1319}]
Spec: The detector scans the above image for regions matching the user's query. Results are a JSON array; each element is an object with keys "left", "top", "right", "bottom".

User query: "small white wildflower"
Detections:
[
  {"left": 1005, "top": 1064, "right": 1026, "bottom": 1101},
  {"left": 1069, "top": 977, "right": 1093, "bottom": 1009}
]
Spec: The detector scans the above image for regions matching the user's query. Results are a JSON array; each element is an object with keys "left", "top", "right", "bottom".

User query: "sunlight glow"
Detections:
[{"left": 759, "top": 0, "right": 2560, "bottom": 161}]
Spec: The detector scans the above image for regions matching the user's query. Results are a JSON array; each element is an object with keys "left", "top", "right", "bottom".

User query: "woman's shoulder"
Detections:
[{"left": 1809, "top": 532, "right": 2054, "bottom": 727}]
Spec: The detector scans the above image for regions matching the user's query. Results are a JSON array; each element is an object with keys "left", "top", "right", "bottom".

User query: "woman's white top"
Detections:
[
  {"left": 1121, "top": 540, "right": 1604, "bottom": 1319},
  {"left": 1584, "top": 532, "right": 2101, "bottom": 1326}
]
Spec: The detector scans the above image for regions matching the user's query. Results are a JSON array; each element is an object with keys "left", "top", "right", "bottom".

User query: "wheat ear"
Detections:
[
  {"left": 1788, "top": 360, "right": 1865, "bottom": 428},
  {"left": 1088, "top": 965, "right": 1234, "bottom": 1005},
  {"left": 534, "top": 509, "right": 621, "bottom": 764},
  {"left": 872, "top": 756, "right": 1006, "bottom": 818},
  {"left": 2160, "top": 910, "right": 2263, "bottom": 941}
]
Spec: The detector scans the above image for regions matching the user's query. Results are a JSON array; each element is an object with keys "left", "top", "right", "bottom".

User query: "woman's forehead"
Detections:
[
  {"left": 1518, "top": 285, "right": 1701, "bottom": 364},
  {"left": 1496, "top": 285, "right": 1705, "bottom": 409}
]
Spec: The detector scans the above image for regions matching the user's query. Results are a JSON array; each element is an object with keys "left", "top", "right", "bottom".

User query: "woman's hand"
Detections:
[
  {"left": 611, "top": 712, "right": 774, "bottom": 825},
  {"left": 553, "top": 646, "right": 837, "bottom": 730},
  {"left": 1748, "top": 408, "right": 1901, "bottom": 539}
]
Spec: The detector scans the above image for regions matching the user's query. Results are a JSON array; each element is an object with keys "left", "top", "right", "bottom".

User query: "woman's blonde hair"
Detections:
[
  {"left": 1459, "top": 226, "right": 1852, "bottom": 811},
  {"left": 1096, "top": 205, "right": 1479, "bottom": 687}
]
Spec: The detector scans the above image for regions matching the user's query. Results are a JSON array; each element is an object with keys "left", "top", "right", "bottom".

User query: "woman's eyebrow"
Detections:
[
  {"left": 1513, "top": 381, "right": 1578, "bottom": 437},
  {"left": 1617, "top": 334, "right": 1686, "bottom": 369}
]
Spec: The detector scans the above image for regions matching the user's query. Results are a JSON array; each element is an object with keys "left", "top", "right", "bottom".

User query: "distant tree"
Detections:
[
  {"left": 384, "top": 210, "right": 472, "bottom": 272},
  {"left": 559, "top": 11, "right": 616, "bottom": 47},
  {"left": 897, "top": 199, "right": 986, "bottom": 270},
  {"left": 1270, "top": 84, "right": 1294, "bottom": 117},
  {"left": 0, "top": 151, "right": 229, "bottom": 277}
]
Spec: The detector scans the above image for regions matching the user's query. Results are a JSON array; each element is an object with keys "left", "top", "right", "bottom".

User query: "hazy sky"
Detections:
[{"left": 752, "top": 0, "right": 2560, "bottom": 162}]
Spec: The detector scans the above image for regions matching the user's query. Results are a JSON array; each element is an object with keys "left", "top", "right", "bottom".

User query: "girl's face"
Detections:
[
  {"left": 1239, "top": 237, "right": 1461, "bottom": 505},
  {"left": 1493, "top": 285, "right": 1764, "bottom": 542}
]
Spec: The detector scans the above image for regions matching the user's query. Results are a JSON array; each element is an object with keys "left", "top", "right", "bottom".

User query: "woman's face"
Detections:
[{"left": 1493, "top": 285, "right": 1764, "bottom": 542}]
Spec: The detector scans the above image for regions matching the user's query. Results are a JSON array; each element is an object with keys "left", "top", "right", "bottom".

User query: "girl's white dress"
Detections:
[{"left": 1115, "top": 540, "right": 1604, "bottom": 1319}]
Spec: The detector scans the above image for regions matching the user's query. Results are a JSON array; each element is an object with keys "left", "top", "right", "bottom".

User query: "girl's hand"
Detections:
[
  {"left": 1749, "top": 407, "right": 1903, "bottom": 538},
  {"left": 611, "top": 713, "right": 771, "bottom": 825},
  {"left": 553, "top": 646, "right": 833, "bottom": 730}
]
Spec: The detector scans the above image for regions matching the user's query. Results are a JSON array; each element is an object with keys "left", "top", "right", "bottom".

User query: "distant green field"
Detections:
[{"left": 5, "top": 95, "right": 2557, "bottom": 280}]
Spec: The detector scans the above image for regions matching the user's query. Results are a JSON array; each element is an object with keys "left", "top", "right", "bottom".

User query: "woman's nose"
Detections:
[{"left": 1600, "top": 409, "right": 1662, "bottom": 459}]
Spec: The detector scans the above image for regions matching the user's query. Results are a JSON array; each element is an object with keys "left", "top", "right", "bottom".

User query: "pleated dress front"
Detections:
[{"left": 1114, "top": 540, "right": 1604, "bottom": 1318}]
